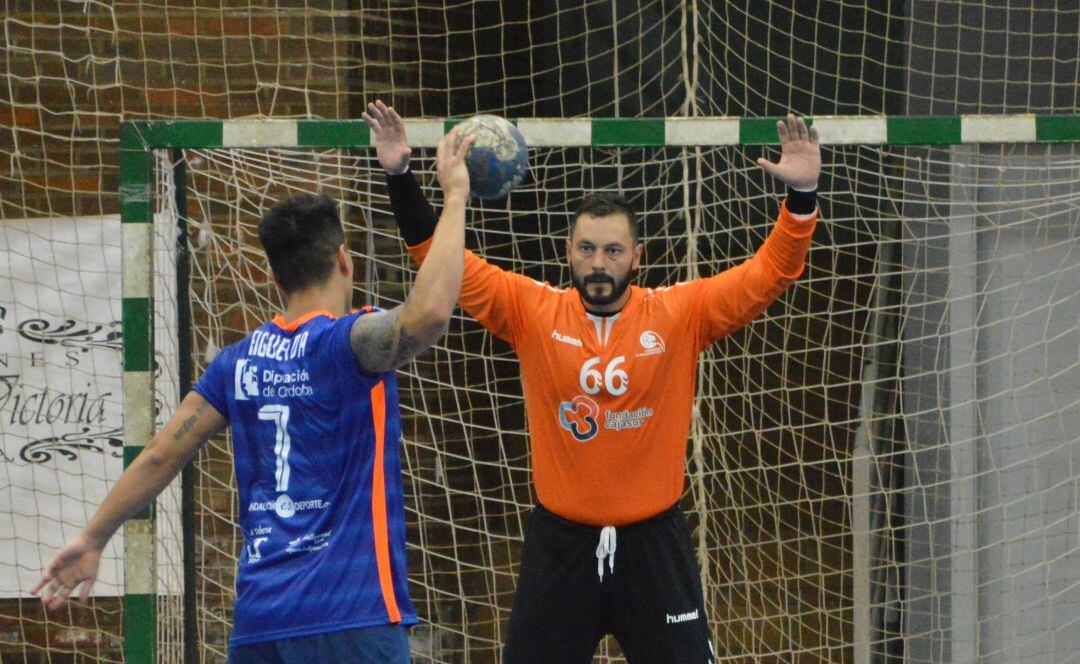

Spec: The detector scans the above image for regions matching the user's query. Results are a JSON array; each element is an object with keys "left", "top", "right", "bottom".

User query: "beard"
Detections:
[{"left": 572, "top": 270, "right": 634, "bottom": 307}]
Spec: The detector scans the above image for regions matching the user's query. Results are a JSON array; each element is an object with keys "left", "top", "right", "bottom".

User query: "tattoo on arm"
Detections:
[
  {"left": 349, "top": 308, "right": 433, "bottom": 373},
  {"left": 171, "top": 401, "right": 225, "bottom": 445},
  {"left": 173, "top": 413, "right": 198, "bottom": 442}
]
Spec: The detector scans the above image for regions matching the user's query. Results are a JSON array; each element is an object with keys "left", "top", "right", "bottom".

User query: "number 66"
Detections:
[{"left": 579, "top": 356, "right": 628, "bottom": 396}]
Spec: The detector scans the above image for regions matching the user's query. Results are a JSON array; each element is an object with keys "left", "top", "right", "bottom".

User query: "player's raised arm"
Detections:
[
  {"left": 752, "top": 112, "right": 821, "bottom": 270},
  {"left": 32, "top": 392, "right": 226, "bottom": 610},
  {"left": 364, "top": 100, "right": 439, "bottom": 247},
  {"left": 348, "top": 127, "right": 474, "bottom": 373},
  {"left": 677, "top": 114, "right": 821, "bottom": 348},
  {"left": 365, "top": 100, "right": 542, "bottom": 346}
]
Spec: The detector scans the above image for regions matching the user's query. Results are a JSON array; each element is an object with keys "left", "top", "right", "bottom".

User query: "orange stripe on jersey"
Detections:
[
  {"left": 271, "top": 309, "right": 335, "bottom": 332},
  {"left": 369, "top": 381, "right": 402, "bottom": 623}
]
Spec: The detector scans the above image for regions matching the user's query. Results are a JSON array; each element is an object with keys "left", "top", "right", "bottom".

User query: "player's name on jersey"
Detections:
[{"left": 249, "top": 328, "right": 310, "bottom": 362}]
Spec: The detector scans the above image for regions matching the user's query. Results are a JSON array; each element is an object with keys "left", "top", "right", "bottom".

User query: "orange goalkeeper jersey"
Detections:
[{"left": 409, "top": 202, "right": 816, "bottom": 526}]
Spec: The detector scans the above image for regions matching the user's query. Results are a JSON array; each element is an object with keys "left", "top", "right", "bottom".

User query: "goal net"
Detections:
[{"left": 161, "top": 133, "right": 1079, "bottom": 663}]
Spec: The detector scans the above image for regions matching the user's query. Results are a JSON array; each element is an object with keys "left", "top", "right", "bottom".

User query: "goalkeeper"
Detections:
[{"left": 365, "top": 101, "right": 820, "bottom": 663}]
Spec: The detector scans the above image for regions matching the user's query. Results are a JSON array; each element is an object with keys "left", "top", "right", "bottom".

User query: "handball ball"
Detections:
[{"left": 454, "top": 115, "right": 528, "bottom": 200}]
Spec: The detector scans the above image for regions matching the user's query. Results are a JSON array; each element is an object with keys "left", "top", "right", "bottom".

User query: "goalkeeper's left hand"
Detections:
[
  {"left": 363, "top": 99, "right": 412, "bottom": 175},
  {"left": 756, "top": 113, "right": 820, "bottom": 191}
]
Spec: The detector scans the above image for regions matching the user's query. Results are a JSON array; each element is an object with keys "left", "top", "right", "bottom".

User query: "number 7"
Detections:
[{"left": 258, "top": 405, "right": 291, "bottom": 492}]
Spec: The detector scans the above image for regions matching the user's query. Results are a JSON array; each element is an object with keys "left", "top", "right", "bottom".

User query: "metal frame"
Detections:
[{"left": 117, "top": 113, "right": 1080, "bottom": 662}]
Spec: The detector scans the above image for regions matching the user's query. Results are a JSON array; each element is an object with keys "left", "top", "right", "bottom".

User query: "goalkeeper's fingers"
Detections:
[
  {"left": 775, "top": 118, "right": 791, "bottom": 145},
  {"left": 362, "top": 103, "right": 383, "bottom": 133}
]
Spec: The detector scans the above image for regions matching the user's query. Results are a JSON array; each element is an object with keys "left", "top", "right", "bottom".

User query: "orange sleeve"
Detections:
[
  {"left": 406, "top": 240, "right": 541, "bottom": 346},
  {"left": 666, "top": 202, "right": 816, "bottom": 350}
]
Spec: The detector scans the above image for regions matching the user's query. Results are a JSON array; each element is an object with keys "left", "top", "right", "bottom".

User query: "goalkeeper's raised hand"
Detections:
[
  {"left": 363, "top": 99, "right": 412, "bottom": 175},
  {"left": 756, "top": 113, "right": 821, "bottom": 191}
]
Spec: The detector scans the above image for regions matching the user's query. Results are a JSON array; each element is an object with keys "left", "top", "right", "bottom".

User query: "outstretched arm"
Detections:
[
  {"left": 349, "top": 127, "right": 474, "bottom": 373},
  {"left": 677, "top": 114, "right": 820, "bottom": 349},
  {"left": 364, "top": 99, "right": 538, "bottom": 346},
  {"left": 33, "top": 391, "right": 226, "bottom": 609},
  {"left": 364, "top": 100, "right": 439, "bottom": 247}
]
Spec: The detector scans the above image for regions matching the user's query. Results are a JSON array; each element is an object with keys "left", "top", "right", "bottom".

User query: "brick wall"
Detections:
[{"left": 0, "top": 0, "right": 384, "bottom": 220}]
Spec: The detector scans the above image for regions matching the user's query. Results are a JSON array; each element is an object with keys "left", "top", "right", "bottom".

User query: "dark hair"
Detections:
[
  {"left": 570, "top": 192, "right": 639, "bottom": 242},
  {"left": 258, "top": 194, "right": 346, "bottom": 294}
]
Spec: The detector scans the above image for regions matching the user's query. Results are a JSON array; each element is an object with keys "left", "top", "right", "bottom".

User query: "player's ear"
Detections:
[
  {"left": 565, "top": 237, "right": 573, "bottom": 261},
  {"left": 337, "top": 244, "right": 351, "bottom": 276},
  {"left": 631, "top": 241, "right": 643, "bottom": 270}
]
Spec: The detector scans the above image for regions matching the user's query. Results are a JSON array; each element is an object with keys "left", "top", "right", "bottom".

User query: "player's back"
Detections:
[{"left": 193, "top": 309, "right": 416, "bottom": 646}]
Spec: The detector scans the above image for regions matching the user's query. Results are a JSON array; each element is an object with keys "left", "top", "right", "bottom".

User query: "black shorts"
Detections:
[{"left": 502, "top": 502, "right": 713, "bottom": 664}]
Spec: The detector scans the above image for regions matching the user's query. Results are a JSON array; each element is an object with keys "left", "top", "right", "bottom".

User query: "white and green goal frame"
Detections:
[{"left": 117, "top": 113, "right": 1080, "bottom": 662}]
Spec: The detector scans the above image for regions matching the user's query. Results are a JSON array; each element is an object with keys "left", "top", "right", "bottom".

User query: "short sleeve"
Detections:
[
  {"left": 192, "top": 347, "right": 232, "bottom": 420},
  {"left": 327, "top": 308, "right": 385, "bottom": 380}
]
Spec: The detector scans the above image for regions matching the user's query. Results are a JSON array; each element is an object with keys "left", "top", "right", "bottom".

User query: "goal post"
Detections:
[
  {"left": 119, "top": 121, "right": 157, "bottom": 664},
  {"left": 121, "top": 114, "right": 1080, "bottom": 663}
]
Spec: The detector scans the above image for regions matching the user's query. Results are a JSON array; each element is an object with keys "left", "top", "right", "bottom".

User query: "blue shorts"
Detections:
[{"left": 229, "top": 624, "right": 410, "bottom": 664}]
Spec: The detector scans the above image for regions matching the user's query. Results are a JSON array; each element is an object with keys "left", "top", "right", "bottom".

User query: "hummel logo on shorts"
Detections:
[{"left": 666, "top": 608, "right": 699, "bottom": 624}]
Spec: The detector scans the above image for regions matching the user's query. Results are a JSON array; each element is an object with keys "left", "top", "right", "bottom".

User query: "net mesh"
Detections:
[
  {"left": 168, "top": 141, "right": 1080, "bottom": 663},
  {"left": 1, "top": 0, "right": 1079, "bottom": 662}
]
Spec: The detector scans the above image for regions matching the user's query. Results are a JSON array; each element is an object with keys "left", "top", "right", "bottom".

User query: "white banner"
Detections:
[{"left": 0, "top": 215, "right": 126, "bottom": 597}]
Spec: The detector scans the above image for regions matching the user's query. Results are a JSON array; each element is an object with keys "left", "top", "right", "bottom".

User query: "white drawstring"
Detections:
[{"left": 595, "top": 526, "right": 617, "bottom": 581}]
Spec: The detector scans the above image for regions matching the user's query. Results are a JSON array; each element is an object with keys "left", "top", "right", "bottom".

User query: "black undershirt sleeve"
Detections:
[
  {"left": 785, "top": 187, "right": 818, "bottom": 215},
  {"left": 386, "top": 169, "right": 438, "bottom": 246}
]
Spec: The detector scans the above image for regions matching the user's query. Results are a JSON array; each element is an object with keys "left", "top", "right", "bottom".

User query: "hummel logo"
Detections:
[
  {"left": 666, "top": 609, "right": 699, "bottom": 624},
  {"left": 551, "top": 330, "right": 583, "bottom": 347}
]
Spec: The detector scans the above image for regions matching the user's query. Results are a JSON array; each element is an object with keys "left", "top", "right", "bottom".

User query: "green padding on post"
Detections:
[
  {"left": 124, "top": 593, "right": 156, "bottom": 664},
  {"left": 122, "top": 120, "right": 223, "bottom": 149},
  {"left": 124, "top": 447, "right": 154, "bottom": 518},
  {"left": 298, "top": 120, "right": 369, "bottom": 147},
  {"left": 122, "top": 298, "right": 152, "bottom": 373},
  {"left": 592, "top": 119, "right": 664, "bottom": 146},
  {"left": 120, "top": 150, "right": 151, "bottom": 223},
  {"left": 119, "top": 122, "right": 147, "bottom": 150},
  {"left": 123, "top": 445, "right": 141, "bottom": 468},
  {"left": 887, "top": 116, "right": 961, "bottom": 145},
  {"left": 1036, "top": 115, "right": 1080, "bottom": 142},
  {"left": 740, "top": 118, "right": 781, "bottom": 145},
  {"left": 149, "top": 121, "right": 223, "bottom": 148}
]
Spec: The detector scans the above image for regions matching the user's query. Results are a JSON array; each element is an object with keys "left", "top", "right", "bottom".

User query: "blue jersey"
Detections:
[{"left": 193, "top": 309, "right": 416, "bottom": 647}]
